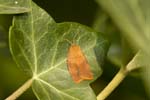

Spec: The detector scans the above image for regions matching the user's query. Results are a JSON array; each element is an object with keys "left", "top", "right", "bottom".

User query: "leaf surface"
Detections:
[
  {"left": 9, "top": 1, "right": 109, "bottom": 100},
  {"left": 0, "top": 0, "right": 30, "bottom": 14}
]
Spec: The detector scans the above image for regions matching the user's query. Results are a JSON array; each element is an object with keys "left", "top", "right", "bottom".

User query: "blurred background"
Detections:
[{"left": 0, "top": 0, "right": 148, "bottom": 100}]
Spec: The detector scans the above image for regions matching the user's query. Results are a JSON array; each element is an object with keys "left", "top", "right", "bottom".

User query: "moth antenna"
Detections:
[
  {"left": 63, "top": 39, "right": 73, "bottom": 45},
  {"left": 63, "top": 33, "right": 79, "bottom": 45},
  {"left": 73, "top": 33, "right": 79, "bottom": 44}
]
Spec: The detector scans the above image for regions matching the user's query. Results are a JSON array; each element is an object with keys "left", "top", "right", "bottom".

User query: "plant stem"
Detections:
[
  {"left": 97, "top": 67, "right": 128, "bottom": 100},
  {"left": 5, "top": 78, "right": 33, "bottom": 100}
]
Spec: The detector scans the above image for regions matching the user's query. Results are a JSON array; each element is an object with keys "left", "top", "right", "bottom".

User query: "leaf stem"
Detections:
[
  {"left": 5, "top": 78, "right": 33, "bottom": 100},
  {"left": 97, "top": 67, "right": 128, "bottom": 100}
]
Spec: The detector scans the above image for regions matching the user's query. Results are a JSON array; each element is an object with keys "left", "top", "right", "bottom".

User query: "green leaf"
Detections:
[
  {"left": 126, "top": 51, "right": 148, "bottom": 72},
  {"left": 0, "top": 0, "right": 30, "bottom": 14},
  {"left": 9, "top": 1, "right": 109, "bottom": 100},
  {"left": 96, "top": 0, "right": 150, "bottom": 57}
]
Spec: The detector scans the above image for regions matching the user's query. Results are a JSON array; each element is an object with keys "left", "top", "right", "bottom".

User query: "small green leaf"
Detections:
[
  {"left": 126, "top": 51, "right": 148, "bottom": 72},
  {"left": 9, "top": 1, "right": 109, "bottom": 100},
  {"left": 0, "top": 0, "right": 30, "bottom": 14}
]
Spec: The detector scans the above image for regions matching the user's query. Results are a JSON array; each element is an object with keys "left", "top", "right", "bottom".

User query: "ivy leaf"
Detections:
[
  {"left": 9, "top": 1, "right": 109, "bottom": 100},
  {"left": 0, "top": 0, "right": 30, "bottom": 14}
]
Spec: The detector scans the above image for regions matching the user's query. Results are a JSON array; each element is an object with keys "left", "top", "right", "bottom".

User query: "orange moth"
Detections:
[{"left": 67, "top": 43, "right": 93, "bottom": 83}]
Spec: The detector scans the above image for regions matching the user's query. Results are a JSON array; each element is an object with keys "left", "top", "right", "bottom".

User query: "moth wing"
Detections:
[
  {"left": 67, "top": 44, "right": 93, "bottom": 83},
  {"left": 79, "top": 59, "right": 93, "bottom": 80},
  {"left": 67, "top": 62, "right": 83, "bottom": 83}
]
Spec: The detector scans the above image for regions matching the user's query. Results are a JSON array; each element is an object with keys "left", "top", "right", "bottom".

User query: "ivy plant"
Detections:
[{"left": 0, "top": 0, "right": 149, "bottom": 100}]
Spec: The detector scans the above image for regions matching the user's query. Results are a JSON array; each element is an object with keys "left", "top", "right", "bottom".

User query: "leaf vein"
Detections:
[
  {"left": 35, "top": 81, "right": 52, "bottom": 100},
  {"left": 17, "top": 42, "right": 33, "bottom": 72},
  {"left": 29, "top": 2, "right": 38, "bottom": 75},
  {"left": 37, "top": 78, "right": 80, "bottom": 100},
  {"left": 49, "top": 25, "right": 72, "bottom": 67},
  {"left": 38, "top": 59, "right": 66, "bottom": 77}
]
